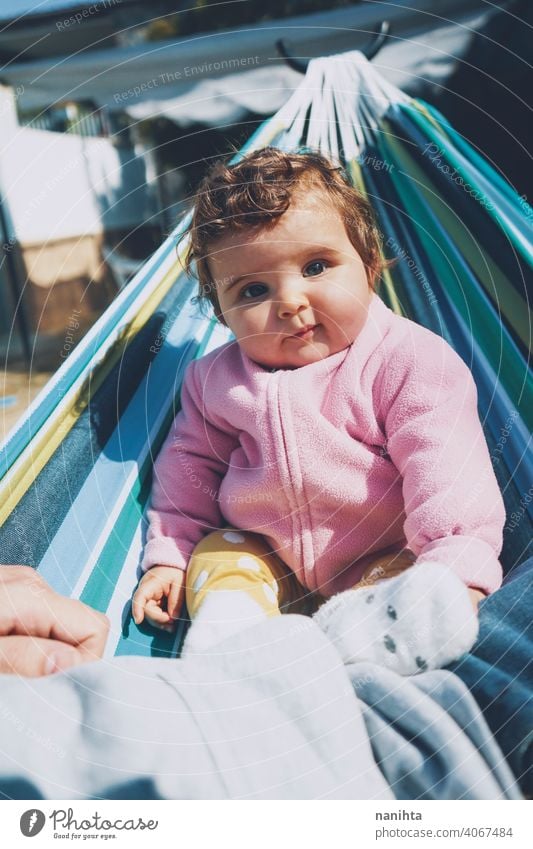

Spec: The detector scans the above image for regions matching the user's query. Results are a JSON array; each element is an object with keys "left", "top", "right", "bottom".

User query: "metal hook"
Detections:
[
  {"left": 276, "top": 20, "right": 390, "bottom": 74},
  {"left": 363, "top": 20, "right": 390, "bottom": 61}
]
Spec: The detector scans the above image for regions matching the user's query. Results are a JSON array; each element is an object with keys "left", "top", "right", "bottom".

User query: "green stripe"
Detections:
[
  {"left": 379, "top": 126, "right": 532, "bottom": 429},
  {"left": 403, "top": 103, "right": 533, "bottom": 265}
]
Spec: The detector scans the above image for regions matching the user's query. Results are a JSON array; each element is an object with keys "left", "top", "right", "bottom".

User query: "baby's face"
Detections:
[{"left": 208, "top": 189, "right": 373, "bottom": 370}]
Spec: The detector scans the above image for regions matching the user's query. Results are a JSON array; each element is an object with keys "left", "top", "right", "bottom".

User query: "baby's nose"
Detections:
[{"left": 276, "top": 283, "right": 309, "bottom": 318}]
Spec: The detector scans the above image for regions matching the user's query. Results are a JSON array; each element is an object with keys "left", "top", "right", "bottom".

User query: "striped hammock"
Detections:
[{"left": 1, "top": 52, "right": 531, "bottom": 660}]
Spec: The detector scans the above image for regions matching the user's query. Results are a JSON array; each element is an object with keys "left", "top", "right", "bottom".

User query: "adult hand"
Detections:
[{"left": 0, "top": 565, "right": 109, "bottom": 677}]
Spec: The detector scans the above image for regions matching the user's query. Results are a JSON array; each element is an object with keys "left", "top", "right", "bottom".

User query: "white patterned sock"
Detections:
[
  {"left": 181, "top": 590, "right": 270, "bottom": 657},
  {"left": 313, "top": 562, "right": 478, "bottom": 675}
]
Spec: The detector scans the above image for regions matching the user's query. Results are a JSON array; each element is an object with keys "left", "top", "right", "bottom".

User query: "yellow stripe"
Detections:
[
  {"left": 0, "top": 116, "right": 287, "bottom": 525},
  {"left": 347, "top": 158, "right": 404, "bottom": 316},
  {"left": 0, "top": 260, "right": 183, "bottom": 524},
  {"left": 414, "top": 102, "right": 450, "bottom": 137},
  {"left": 379, "top": 267, "right": 406, "bottom": 316}
]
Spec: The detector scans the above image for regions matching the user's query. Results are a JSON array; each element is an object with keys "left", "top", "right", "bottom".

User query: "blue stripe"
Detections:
[
  {"left": 0, "top": 218, "right": 192, "bottom": 479},
  {"left": 37, "top": 306, "right": 218, "bottom": 595}
]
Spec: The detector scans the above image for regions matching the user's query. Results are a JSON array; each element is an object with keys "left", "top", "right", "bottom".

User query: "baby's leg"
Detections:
[
  {"left": 313, "top": 549, "right": 478, "bottom": 675},
  {"left": 181, "top": 528, "right": 307, "bottom": 655}
]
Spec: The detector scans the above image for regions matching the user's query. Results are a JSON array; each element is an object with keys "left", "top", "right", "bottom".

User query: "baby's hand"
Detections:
[
  {"left": 468, "top": 587, "right": 486, "bottom": 611},
  {"left": 132, "top": 566, "right": 185, "bottom": 632}
]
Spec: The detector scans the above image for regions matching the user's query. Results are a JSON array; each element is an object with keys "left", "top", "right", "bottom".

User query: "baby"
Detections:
[{"left": 132, "top": 148, "right": 505, "bottom": 673}]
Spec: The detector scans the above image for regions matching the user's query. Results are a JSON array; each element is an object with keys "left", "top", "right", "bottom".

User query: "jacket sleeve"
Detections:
[
  {"left": 141, "top": 359, "right": 239, "bottom": 572},
  {"left": 377, "top": 330, "right": 506, "bottom": 594}
]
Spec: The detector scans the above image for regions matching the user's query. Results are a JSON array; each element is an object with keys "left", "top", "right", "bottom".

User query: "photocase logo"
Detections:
[{"left": 20, "top": 809, "right": 46, "bottom": 837}]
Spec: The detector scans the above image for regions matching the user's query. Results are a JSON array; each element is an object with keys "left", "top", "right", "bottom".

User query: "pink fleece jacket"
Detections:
[{"left": 142, "top": 293, "right": 505, "bottom": 596}]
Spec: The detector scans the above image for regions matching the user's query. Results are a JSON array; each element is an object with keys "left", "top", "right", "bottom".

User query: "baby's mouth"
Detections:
[{"left": 292, "top": 324, "right": 319, "bottom": 339}]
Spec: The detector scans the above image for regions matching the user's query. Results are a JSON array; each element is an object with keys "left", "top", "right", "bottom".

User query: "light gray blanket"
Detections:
[{"left": 0, "top": 616, "right": 521, "bottom": 799}]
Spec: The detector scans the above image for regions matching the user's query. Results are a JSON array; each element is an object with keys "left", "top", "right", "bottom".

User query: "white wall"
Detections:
[{"left": 0, "top": 85, "right": 153, "bottom": 246}]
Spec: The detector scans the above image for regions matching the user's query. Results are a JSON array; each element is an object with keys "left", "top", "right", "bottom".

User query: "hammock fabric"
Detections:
[{"left": 0, "top": 52, "right": 531, "bottom": 660}]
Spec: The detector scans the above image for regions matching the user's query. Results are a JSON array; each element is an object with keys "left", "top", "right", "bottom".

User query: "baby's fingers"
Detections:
[
  {"left": 168, "top": 574, "right": 184, "bottom": 621},
  {"left": 143, "top": 600, "right": 175, "bottom": 632},
  {"left": 132, "top": 579, "right": 159, "bottom": 625}
]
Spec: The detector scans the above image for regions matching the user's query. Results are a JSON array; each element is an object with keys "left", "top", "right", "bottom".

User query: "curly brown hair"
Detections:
[{"left": 181, "top": 147, "right": 385, "bottom": 320}]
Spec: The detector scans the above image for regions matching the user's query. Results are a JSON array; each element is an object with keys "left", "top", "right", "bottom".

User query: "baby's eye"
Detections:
[
  {"left": 303, "top": 260, "right": 328, "bottom": 277},
  {"left": 240, "top": 283, "right": 268, "bottom": 300}
]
